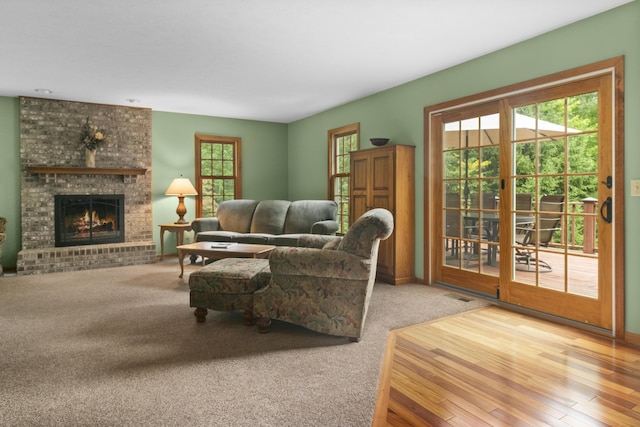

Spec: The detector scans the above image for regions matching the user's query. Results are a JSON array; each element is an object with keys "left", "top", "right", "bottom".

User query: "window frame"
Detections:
[
  {"left": 327, "top": 123, "right": 359, "bottom": 234},
  {"left": 195, "top": 134, "right": 242, "bottom": 218}
]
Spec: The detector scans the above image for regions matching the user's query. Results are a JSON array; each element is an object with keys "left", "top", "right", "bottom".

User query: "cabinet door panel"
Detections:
[
  {"left": 372, "top": 155, "right": 392, "bottom": 191},
  {"left": 351, "top": 194, "right": 368, "bottom": 221},
  {"left": 377, "top": 234, "right": 394, "bottom": 277},
  {"left": 372, "top": 195, "right": 391, "bottom": 210},
  {"left": 351, "top": 158, "right": 369, "bottom": 191},
  {"left": 372, "top": 165, "right": 394, "bottom": 278}
]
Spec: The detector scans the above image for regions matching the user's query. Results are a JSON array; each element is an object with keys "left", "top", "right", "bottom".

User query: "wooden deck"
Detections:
[
  {"left": 373, "top": 306, "right": 640, "bottom": 426},
  {"left": 446, "top": 245, "right": 599, "bottom": 298}
]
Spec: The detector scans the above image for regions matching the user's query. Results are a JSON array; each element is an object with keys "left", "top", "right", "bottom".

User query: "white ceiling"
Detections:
[{"left": 0, "top": 0, "right": 632, "bottom": 123}]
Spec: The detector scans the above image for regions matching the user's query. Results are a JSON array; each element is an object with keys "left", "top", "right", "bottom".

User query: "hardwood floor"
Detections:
[{"left": 373, "top": 306, "right": 640, "bottom": 426}]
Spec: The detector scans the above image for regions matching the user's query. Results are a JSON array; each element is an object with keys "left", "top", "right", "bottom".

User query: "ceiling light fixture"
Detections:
[
  {"left": 125, "top": 98, "right": 141, "bottom": 104},
  {"left": 34, "top": 88, "right": 53, "bottom": 94}
]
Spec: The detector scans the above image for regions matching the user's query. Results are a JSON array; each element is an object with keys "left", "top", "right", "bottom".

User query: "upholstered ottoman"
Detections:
[{"left": 189, "top": 257, "right": 271, "bottom": 325}]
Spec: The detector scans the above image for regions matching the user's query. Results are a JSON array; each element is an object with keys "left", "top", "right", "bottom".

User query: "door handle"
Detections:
[{"left": 600, "top": 197, "right": 612, "bottom": 224}]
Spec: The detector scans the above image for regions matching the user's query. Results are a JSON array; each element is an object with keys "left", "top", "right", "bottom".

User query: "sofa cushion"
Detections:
[
  {"left": 217, "top": 199, "right": 259, "bottom": 233},
  {"left": 235, "top": 234, "right": 270, "bottom": 245},
  {"left": 284, "top": 200, "right": 338, "bottom": 234},
  {"left": 250, "top": 200, "right": 291, "bottom": 234},
  {"left": 268, "top": 234, "right": 302, "bottom": 247},
  {"left": 195, "top": 231, "right": 241, "bottom": 242}
]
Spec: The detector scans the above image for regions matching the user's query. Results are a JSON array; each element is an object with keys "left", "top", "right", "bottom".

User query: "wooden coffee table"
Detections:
[{"left": 176, "top": 241, "right": 276, "bottom": 278}]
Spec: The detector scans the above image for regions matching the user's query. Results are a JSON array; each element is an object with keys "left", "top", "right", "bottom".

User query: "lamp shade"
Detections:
[{"left": 165, "top": 177, "right": 198, "bottom": 196}]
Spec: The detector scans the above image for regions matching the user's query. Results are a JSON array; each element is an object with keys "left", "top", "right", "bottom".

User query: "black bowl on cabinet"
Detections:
[{"left": 370, "top": 138, "right": 389, "bottom": 146}]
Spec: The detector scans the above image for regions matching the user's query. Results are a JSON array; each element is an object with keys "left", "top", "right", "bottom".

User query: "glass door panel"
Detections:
[
  {"left": 436, "top": 103, "right": 501, "bottom": 295},
  {"left": 504, "top": 75, "right": 611, "bottom": 329}
]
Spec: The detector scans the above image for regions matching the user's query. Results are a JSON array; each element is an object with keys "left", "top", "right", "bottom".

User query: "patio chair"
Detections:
[
  {"left": 514, "top": 193, "right": 534, "bottom": 245},
  {"left": 463, "top": 192, "right": 496, "bottom": 264},
  {"left": 516, "top": 193, "right": 533, "bottom": 211},
  {"left": 515, "top": 194, "right": 564, "bottom": 272},
  {"left": 470, "top": 192, "right": 497, "bottom": 210},
  {"left": 445, "top": 193, "right": 461, "bottom": 257}
]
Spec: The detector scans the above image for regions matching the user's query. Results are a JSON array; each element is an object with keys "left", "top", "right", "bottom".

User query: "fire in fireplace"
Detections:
[{"left": 55, "top": 195, "right": 125, "bottom": 247}]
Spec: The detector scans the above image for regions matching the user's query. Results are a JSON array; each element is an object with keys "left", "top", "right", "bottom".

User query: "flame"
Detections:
[{"left": 73, "top": 209, "right": 116, "bottom": 234}]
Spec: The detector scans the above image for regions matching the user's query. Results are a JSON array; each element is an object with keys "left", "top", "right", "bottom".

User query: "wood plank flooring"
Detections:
[{"left": 373, "top": 306, "right": 640, "bottom": 426}]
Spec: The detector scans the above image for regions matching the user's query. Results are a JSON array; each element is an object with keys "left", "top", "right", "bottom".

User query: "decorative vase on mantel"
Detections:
[{"left": 85, "top": 148, "right": 97, "bottom": 168}]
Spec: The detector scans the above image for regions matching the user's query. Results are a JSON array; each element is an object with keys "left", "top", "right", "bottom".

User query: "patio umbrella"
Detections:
[{"left": 444, "top": 112, "right": 579, "bottom": 147}]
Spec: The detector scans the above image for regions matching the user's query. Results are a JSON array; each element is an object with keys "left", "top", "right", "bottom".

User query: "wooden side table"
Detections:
[{"left": 159, "top": 223, "right": 193, "bottom": 260}]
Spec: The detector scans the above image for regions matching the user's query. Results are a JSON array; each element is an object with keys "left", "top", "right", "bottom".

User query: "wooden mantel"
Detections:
[
  {"left": 27, "top": 166, "right": 147, "bottom": 176},
  {"left": 26, "top": 166, "right": 147, "bottom": 183}
]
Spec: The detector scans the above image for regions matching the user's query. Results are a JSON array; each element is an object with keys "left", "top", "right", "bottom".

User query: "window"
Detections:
[
  {"left": 195, "top": 134, "right": 241, "bottom": 217},
  {"left": 328, "top": 123, "right": 359, "bottom": 234}
]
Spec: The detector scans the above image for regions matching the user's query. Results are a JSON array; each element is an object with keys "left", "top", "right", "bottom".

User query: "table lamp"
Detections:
[{"left": 165, "top": 176, "right": 198, "bottom": 224}]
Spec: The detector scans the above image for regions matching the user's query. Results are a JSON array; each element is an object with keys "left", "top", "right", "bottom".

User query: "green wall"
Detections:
[
  {"left": 0, "top": 97, "right": 20, "bottom": 269},
  {"left": 288, "top": 1, "right": 640, "bottom": 333},
  {"left": 152, "top": 111, "right": 289, "bottom": 252}
]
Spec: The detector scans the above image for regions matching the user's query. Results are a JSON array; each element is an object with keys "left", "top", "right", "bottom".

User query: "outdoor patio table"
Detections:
[{"left": 463, "top": 213, "right": 534, "bottom": 266}]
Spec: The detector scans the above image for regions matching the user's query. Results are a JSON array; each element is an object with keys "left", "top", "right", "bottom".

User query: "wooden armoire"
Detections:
[{"left": 349, "top": 144, "right": 415, "bottom": 285}]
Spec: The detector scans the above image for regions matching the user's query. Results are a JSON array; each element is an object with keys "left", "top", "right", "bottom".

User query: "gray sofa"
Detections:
[{"left": 191, "top": 199, "right": 339, "bottom": 247}]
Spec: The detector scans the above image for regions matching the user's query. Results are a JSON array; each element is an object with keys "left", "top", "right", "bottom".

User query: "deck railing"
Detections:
[
  {"left": 557, "top": 198, "right": 598, "bottom": 254},
  {"left": 497, "top": 196, "right": 598, "bottom": 254}
]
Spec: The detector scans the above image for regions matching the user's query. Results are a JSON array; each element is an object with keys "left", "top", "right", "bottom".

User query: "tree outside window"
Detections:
[{"left": 328, "top": 123, "right": 359, "bottom": 234}]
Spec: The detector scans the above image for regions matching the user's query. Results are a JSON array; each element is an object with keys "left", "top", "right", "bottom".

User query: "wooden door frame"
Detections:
[{"left": 423, "top": 57, "right": 625, "bottom": 338}]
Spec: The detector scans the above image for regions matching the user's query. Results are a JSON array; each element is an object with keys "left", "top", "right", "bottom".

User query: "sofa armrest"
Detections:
[
  {"left": 191, "top": 217, "right": 221, "bottom": 234},
  {"left": 311, "top": 220, "right": 339, "bottom": 235},
  {"left": 269, "top": 247, "right": 371, "bottom": 280}
]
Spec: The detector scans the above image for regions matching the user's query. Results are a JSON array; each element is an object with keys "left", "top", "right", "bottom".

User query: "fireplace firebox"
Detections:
[{"left": 55, "top": 195, "right": 125, "bottom": 247}]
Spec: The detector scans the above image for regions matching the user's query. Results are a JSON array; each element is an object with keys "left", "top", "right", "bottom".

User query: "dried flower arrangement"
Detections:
[{"left": 79, "top": 117, "right": 107, "bottom": 151}]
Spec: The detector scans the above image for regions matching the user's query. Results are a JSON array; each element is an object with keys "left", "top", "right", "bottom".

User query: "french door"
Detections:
[{"left": 431, "top": 70, "right": 618, "bottom": 331}]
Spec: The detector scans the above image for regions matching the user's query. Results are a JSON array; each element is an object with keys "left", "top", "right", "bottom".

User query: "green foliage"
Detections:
[{"left": 513, "top": 92, "right": 598, "bottom": 201}]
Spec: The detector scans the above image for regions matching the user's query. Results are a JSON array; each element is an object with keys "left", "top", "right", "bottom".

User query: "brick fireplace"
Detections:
[{"left": 17, "top": 97, "right": 156, "bottom": 275}]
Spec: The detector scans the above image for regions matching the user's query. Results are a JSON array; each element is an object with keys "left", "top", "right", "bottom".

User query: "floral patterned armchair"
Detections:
[{"left": 253, "top": 208, "right": 394, "bottom": 341}]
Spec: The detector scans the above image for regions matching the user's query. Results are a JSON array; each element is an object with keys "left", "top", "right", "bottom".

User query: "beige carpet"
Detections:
[{"left": 0, "top": 259, "right": 488, "bottom": 426}]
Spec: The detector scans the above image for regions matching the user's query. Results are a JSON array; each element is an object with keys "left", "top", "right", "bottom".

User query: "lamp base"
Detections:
[{"left": 174, "top": 196, "right": 188, "bottom": 225}]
